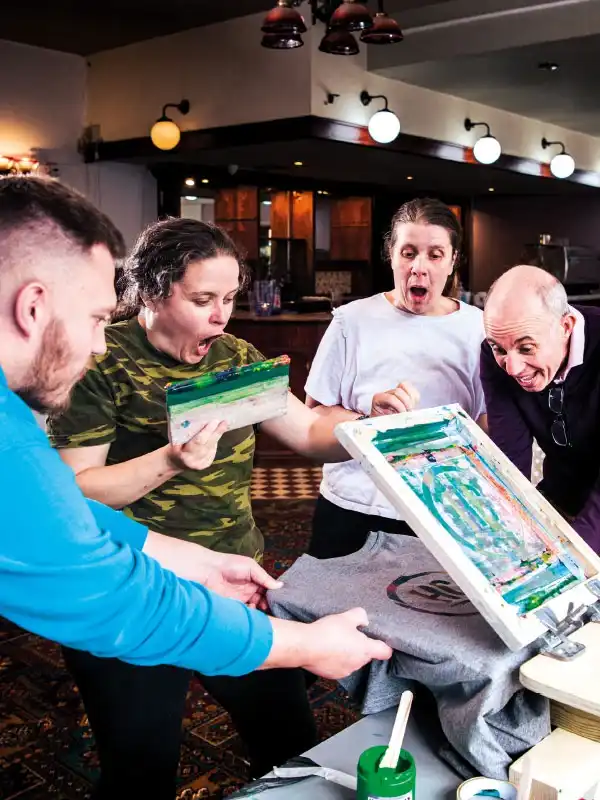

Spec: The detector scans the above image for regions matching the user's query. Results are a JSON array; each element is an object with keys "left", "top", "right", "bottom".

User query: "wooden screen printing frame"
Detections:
[{"left": 335, "top": 404, "right": 600, "bottom": 651}]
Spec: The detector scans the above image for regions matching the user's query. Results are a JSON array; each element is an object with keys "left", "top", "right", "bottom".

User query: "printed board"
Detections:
[{"left": 166, "top": 355, "right": 289, "bottom": 445}]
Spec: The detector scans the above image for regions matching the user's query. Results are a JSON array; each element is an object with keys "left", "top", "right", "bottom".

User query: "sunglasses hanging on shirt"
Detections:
[{"left": 548, "top": 384, "right": 571, "bottom": 447}]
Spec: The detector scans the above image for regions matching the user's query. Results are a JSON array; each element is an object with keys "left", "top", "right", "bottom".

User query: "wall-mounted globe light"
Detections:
[
  {"left": 464, "top": 118, "right": 502, "bottom": 165},
  {"left": 150, "top": 100, "right": 190, "bottom": 151},
  {"left": 542, "top": 137, "right": 575, "bottom": 179},
  {"left": 360, "top": 90, "right": 400, "bottom": 144}
]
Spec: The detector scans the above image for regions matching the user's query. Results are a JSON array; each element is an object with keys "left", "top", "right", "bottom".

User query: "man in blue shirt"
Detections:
[{"left": 0, "top": 175, "right": 391, "bottom": 682}]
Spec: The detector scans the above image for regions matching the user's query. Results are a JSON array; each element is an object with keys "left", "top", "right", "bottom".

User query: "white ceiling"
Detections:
[
  {"left": 374, "top": 0, "right": 600, "bottom": 136},
  {"left": 4, "top": 0, "right": 599, "bottom": 140}
]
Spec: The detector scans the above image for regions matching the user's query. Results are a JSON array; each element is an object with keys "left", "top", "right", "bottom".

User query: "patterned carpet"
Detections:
[{"left": 0, "top": 498, "right": 359, "bottom": 800}]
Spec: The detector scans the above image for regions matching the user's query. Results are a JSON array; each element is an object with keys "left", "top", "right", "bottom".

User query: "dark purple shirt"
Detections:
[{"left": 480, "top": 305, "right": 600, "bottom": 553}]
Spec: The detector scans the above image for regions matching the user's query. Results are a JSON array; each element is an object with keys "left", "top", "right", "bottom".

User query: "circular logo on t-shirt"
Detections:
[{"left": 387, "top": 571, "right": 477, "bottom": 616}]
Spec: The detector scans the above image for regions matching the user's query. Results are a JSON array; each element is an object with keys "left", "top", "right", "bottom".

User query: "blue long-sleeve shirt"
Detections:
[{"left": 0, "top": 366, "right": 273, "bottom": 673}]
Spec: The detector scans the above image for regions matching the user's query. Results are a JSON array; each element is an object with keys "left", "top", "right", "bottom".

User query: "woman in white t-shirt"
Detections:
[{"left": 305, "top": 197, "right": 487, "bottom": 558}]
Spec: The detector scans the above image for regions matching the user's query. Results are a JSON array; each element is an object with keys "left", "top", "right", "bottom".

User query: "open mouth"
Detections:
[
  {"left": 409, "top": 287, "right": 428, "bottom": 299},
  {"left": 197, "top": 334, "right": 222, "bottom": 353},
  {"left": 516, "top": 373, "right": 537, "bottom": 389}
]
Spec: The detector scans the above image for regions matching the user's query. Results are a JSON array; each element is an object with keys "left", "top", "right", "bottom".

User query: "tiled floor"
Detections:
[
  {"left": 251, "top": 466, "right": 322, "bottom": 500},
  {"left": 251, "top": 445, "right": 543, "bottom": 501}
]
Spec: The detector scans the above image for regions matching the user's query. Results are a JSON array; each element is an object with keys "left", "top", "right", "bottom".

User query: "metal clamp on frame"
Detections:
[
  {"left": 585, "top": 578, "right": 600, "bottom": 622},
  {"left": 535, "top": 604, "right": 588, "bottom": 661}
]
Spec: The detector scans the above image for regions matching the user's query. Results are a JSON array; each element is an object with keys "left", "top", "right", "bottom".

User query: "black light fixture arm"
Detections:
[
  {"left": 160, "top": 99, "right": 190, "bottom": 120},
  {"left": 542, "top": 137, "right": 567, "bottom": 154},
  {"left": 360, "top": 90, "right": 390, "bottom": 110},
  {"left": 465, "top": 118, "right": 491, "bottom": 137}
]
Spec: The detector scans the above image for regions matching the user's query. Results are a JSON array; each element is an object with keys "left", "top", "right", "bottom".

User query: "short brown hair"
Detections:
[{"left": 0, "top": 174, "right": 125, "bottom": 259}]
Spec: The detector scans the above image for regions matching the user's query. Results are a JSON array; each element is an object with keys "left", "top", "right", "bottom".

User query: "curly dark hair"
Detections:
[
  {"left": 384, "top": 198, "right": 463, "bottom": 298},
  {"left": 118, "top": 217, "right": 249, "bottom": 317}
]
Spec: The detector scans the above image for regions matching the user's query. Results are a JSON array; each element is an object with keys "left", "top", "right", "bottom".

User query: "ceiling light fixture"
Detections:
[
  {"left": 261, "top": 32, "right": 304, "bottom": 48},
  {"left": 150, "top": 99, "right": 190, "bottom": 151},
  {"left": 261, "top": 0, "right": 403, "bottom": 55},
  {"left": 542, "top": 137, "right": 575, "bottom": 178},
  {"left": 294, "top": 160, "right": 304, "bottom": 166},
  {"left": 360, "top": 90, "right": 400, "bottom": 144},
  {"left": 0, "top": 155, "right": 40, "bottom": 175},
  {"left": 319, "top": 29, "right": 359, "bottom": 55},
  {"left": 329, "top": 0, "right": 373, "bottom": 31},
  {"left": 261, "top": 0, "right": 307, "bottom": 34},
  {"left": 361, "top": 0, "right": 403, "bottom": 44},
  {"left": 184, "top": 178, "right": 195, "bottom": 186},
  {"left": 261, "top": 0, "right": 306, "bottom": 49},
  {"left": 201, "top": 178, "right": 210, "bottom": 184},
  {"left": 464, "top": 118, "right": 502, "bottom": 164},
  {"left": 406, "top": 175, "right": 413, "bottom": 180}
]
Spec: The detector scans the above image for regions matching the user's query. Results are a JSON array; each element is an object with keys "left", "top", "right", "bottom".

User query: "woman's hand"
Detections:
[
  {"left": 166, "top": 419, "right": 228, "bottom": 472},
  {"left": 370, "top": 381, "right": 420, "bottom": 417}
]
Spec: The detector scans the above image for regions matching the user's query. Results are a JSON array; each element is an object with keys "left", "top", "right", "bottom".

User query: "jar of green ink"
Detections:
[{"left": 357, "top": 745, "right": 416, "bottom": 800}]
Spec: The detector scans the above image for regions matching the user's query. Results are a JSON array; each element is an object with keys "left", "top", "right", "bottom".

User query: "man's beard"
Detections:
[{"left": 16, "top": 320, "right": 80, "bottom": 415}]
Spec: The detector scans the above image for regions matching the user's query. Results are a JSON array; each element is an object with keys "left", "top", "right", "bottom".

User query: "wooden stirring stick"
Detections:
[
  {"left": 380, "top": 690, "right": 414, "bottom": 770},
  {"left": 517, "top": 755, "right": 533, "bottom": 800}
]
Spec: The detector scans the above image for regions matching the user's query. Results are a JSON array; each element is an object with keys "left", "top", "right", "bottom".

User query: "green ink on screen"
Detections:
[{"left": 372, "top": 415, "right": 588, "bottom": 615}]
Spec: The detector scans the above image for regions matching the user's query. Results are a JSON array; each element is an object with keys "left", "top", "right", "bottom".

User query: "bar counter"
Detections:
[
  {"left": 228, "top": 311, "right": 332, "bottom": 463},
  {"left": 232, "top": 310, "right": 332, "bottom": 323}
]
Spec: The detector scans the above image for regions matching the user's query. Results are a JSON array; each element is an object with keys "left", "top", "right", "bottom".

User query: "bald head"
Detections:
[
  {"left": 485, "top": 265, "right": 569, "bottom": 321},
  {"left": 484, "top": 265, "right": 575, "bottom": 393}
]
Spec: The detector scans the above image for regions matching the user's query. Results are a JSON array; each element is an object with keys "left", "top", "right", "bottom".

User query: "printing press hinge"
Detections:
[
  {"left": 585, "top": 578, "right": 600, "bottom": 623},
  {"left": 535, "top": 603, "right": 588, "bottom": 661}
]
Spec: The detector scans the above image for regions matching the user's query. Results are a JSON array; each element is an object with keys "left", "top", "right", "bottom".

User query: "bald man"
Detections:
[{"left": 480, "top": 264, "right": 600, "bottom": 552}]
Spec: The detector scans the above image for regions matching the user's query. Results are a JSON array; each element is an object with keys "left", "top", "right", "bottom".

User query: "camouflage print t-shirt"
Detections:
[{"left": 47, "top": 318, "right": 264, "bottom": 559}]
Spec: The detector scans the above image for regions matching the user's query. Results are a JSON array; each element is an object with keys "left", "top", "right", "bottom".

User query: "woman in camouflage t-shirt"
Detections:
[{"left": 48, "top": 218, "right": 350, "bottom": 799}]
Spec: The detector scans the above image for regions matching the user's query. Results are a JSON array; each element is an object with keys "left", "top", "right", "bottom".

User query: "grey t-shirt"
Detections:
[{"left": 267, "top": 533, "right": 549, "bottom": 780}]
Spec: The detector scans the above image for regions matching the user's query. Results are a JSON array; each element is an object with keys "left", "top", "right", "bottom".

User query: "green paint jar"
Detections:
[{"left": 357, "top": 745, "right": 416, "bottom": 800}]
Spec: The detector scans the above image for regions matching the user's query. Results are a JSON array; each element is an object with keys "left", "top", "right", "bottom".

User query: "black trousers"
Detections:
[
  {"left": 62, "top": 647, "right": 317, "bottom": 800},
  {"left": 308, "top": 493, "right": 414, "bottom": 560}
]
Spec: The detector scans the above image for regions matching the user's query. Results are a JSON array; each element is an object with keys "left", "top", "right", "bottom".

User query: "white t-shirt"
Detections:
[{"left": 305, "top": 293, "right": 486, "bottom": 518}]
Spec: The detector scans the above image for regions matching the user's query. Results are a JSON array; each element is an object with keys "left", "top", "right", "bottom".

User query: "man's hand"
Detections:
[
  {"left": 166, "top": 419, "right": 228, "bottom": 472},
  {"left": 142, "top": 533, "right": 281, "bottom": 608},
  {"left": 371, "top": 381, "right": 420, "bottom": 417},
  {"left": 199, "top": 552, "right": 283, "bottom": 609},
  {"left": 265, "top": 608, "right": 392, "bottom": 679}
]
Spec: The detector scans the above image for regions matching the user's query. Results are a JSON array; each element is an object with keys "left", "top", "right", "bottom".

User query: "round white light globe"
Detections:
[
  {"left": 368, "top": 110, "right": 400, "bottom": 144},
  {"left": 550, "top": 152, "right": 575, "bottom": 179},
  {"left": 150, "top": 119, "right": 181, "bottom": 151},
  {"left": 473, "top": 135, "right": 501, "bottom": 165}
]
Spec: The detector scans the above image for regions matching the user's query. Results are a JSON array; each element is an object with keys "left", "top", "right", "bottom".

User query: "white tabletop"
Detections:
[{"left": 248, "top": 707, "right": 462, "bottom": 799}]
